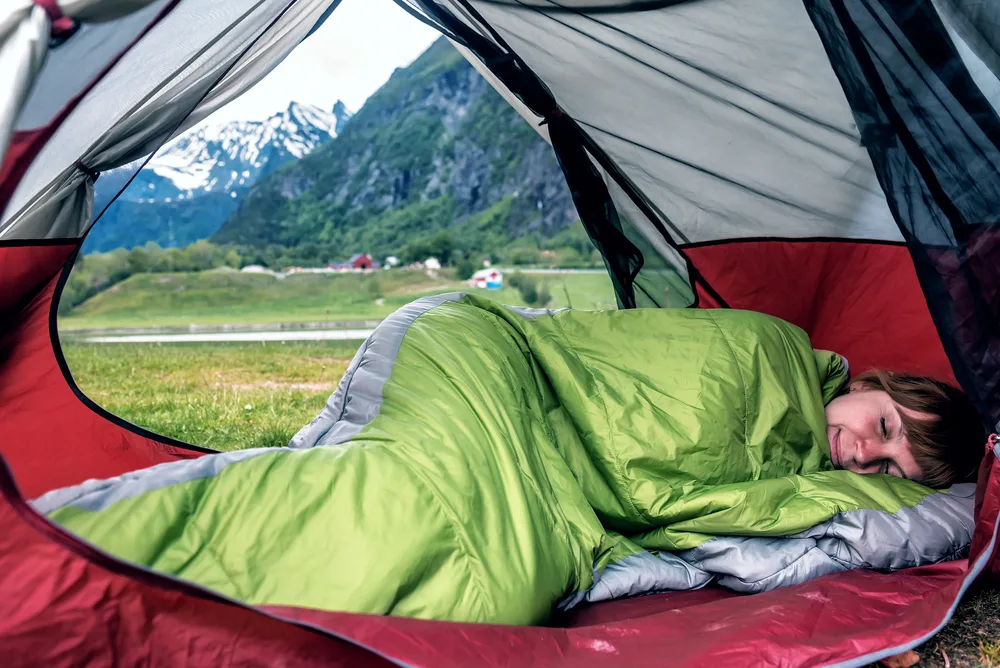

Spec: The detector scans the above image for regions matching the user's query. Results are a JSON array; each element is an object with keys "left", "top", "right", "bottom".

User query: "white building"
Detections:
[
  {"left": 469, "top": 268, "right": 503, "bottom": 290},
  {"left": 240, "top": 264, "right": 270, "bottom": 274}
]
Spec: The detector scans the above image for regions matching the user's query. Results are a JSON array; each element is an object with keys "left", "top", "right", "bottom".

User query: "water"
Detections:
[{"left": 83, "top": 329, "right": 375, "bottom": 343}]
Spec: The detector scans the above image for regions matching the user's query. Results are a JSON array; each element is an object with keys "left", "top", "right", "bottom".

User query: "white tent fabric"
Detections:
[
  {"left": 443, "top": 0, "right": 903, "bottom": 245},
  {"left": 0, "top": 0, "right": 164, "bottom": 174},
  {"left": 0, "top": 1, "right": 58, "bottom": 168},
  {"left": 0, "top": 0, "right": 336, "bottom": 241},
  {"left": 12, "top": 1, "right": 174, "bottom": 135}
]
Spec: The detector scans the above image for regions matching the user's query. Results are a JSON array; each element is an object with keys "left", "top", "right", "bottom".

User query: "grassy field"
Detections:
[
  {"left": 59, "top": 268, "right": 619, "bottom": 330},
  {"left": 62, "top": 340, "right": 1000, "bottom": 660},
  {"left": 63, "top": 341, "right": 356, "bottom": 450}
]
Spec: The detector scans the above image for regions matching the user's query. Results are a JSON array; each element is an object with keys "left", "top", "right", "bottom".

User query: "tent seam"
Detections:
[
  {"left": 706, "top": 311, "right": 753, "bottom": 472},
  {"left": 380, "top": 445, "right": 493, "bottom": 622},
  {"left": 475, "top": 308, "right": 579, "bottom": 548},
  {"left": 551, "top": 312, "right": 647, "bottom": 525}
]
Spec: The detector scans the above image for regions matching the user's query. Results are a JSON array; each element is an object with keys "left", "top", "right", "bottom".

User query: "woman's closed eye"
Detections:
[
  {"left": 880, "top": 416, "right": 888, "bottom": 439},
  {"left": 881, "top": 459, "right": 908, "bottom": 479}
]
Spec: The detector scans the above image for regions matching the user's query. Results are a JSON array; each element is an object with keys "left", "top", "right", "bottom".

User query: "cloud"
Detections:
[{"left": 205, "top": 0, "right": 440, "bottom": 124}]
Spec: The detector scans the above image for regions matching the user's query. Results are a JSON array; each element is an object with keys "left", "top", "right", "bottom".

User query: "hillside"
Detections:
[{"left": 212, "top": 38, "right": 576, "bottom": 259}]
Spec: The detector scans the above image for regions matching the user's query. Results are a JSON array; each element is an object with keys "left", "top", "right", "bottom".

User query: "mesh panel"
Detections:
[
  {"left": 463, "top": 0, "right": 901, "bottom": 244},
  {"left": 805, "top": 0, "right": 1000, "bottom": 429},
  {"left": 13, "top": 1, "right": 171, "bottom": 132},
  {"left": 476, "top": 1, "right": 694, "bottom": 8},
  {"left": 602, "top": 176, "right": 693, "bottom": 308}
]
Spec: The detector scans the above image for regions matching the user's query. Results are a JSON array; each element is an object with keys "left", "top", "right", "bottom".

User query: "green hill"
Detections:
[{"left": 212, "top": 38, "right": 577, "bottom": 261}]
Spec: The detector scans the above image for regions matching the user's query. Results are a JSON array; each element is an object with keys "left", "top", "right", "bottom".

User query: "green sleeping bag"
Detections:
[{"left": 36, "top": 295, "right": 966, "bottom": 625}]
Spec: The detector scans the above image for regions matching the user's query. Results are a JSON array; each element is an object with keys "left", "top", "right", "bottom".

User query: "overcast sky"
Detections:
[{"left": 206, "top": 0, "right": 441, "bottom": 125}]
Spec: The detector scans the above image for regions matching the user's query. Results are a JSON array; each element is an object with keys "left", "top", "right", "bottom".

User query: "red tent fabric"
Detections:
[{"left": 0, "top": 247, "right": 205, "bottom": 500}]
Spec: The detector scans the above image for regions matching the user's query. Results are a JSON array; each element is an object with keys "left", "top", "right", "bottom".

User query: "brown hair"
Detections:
[{"left": 849, "top": 370, "right": 986, "bottom": 488}]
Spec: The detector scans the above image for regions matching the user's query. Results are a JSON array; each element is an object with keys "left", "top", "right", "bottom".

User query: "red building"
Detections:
[
  {"left": 328, "top": 253, "right": 375, "bottom": 271},
  {"left": 349, "top": 253, "right": 373, "bottom": 269}
]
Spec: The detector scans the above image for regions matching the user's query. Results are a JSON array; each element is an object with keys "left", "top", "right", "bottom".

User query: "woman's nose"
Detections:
[
  {"left": 855, "top": 438, "right": 886, "bottom": 467},
  {"left": 853, "top": 435, "right": 869, "bottom": 456}
]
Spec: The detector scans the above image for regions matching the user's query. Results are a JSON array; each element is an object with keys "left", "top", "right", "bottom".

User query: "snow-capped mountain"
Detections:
[{"left": 87, "top": 101, "right": 353, "bottom": 252}]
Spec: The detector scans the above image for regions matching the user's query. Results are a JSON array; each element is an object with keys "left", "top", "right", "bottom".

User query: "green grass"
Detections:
[
  {"left": 899, "top": 587, "right": 1000, "bottom": 667},
  {"left": 60, "top": 269, "right": 454, "bottom": 329},
  {"left": 982, "top": 638, "right": 1000, "bottom": 667},
  {"left": 62, "top": 341, "right": 357, "bottom": 450},
  {"left": 543, "top": 272, "right": 621, "bottom": 311},
  {"left": 58, "top": 268, "right": 618, "bottom": 330}
]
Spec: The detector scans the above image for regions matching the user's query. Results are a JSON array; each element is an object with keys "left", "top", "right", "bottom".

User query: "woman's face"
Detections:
[{"left": 824, "top": 386, "right": 929, "bottom": 481}]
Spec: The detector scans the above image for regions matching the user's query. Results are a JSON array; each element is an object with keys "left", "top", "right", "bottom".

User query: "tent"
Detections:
[{"left": 1, "top": 0, "right": 998, "bottom": 665}]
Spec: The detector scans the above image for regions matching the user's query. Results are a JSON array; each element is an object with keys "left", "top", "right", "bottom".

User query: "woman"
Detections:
[{"left": 825, "top": 370, "right": 985, "bottom": 487}]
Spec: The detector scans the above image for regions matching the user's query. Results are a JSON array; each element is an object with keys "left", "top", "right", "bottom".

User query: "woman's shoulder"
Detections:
[{"left": 687, "top": 308, "right": 811, "bottom": 341}]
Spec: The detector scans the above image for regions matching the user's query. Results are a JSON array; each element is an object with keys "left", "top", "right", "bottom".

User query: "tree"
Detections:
[
  {"left": 511, "top": 248, "right": 540, "bottom": 266},
  {"left": 456, "top": 259, "right": 476, "bottom": 280},
  {"left": 165, "top": 247, "right": 192, "bottom": 272},
  {"left": 554, "top": 247, "right": 584, "bottom": 269},
  {"left": 425, "top": 231, "right": 455, "bottom": 265},
  {"left": 401, "top": 231, "right": 455, "bottom": 266},
  {"left": 506, "top": 272, "right": 550, "bottom": 307},
  {"left": 507, "top": 272, "right": 527, "bottom": 289},
  {"left": 59, "top": 272, "right": 89, "bottom": 313},
  {"left": 519, "top": 280, "right": 538, "bottom": 305},
  {"left": 535, "top": 282, "right": 552, "bottom": 308},
  {"left": 126, "top": 246, "right": 152, "bottom": 274},
  {"left": 184, "top": 240, "right": 221, "bottom": 271},
  {"left": 400, "top": 239, "right": 430, "bottom": 265}
]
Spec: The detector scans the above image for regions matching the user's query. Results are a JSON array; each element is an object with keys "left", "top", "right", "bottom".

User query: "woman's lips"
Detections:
[{"left": 831, "top": 428, "right": 842, "bottom": 468}]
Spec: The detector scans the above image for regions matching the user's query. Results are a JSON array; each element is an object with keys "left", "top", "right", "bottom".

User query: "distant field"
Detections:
[
  {"left": 62, "top": 341, "right": 357, "bottom": 451},
  {"left": 59, "top": 268, "right": 619, "bottom": 330}
]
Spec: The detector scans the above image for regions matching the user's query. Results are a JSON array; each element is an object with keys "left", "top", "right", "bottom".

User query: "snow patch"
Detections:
[{"left": 142, "top": 101, "right": 338, "bottom": 196}]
